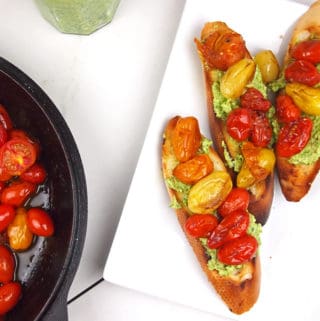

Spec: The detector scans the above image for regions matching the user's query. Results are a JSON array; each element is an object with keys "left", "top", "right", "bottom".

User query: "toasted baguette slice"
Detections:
[
  {"left": 195, "top": 22, "right": 274, "bottom": 224},
  {"left": 162, "top": 116, "right": 261, "bottom": 314},
  {"left": 276, "top": 1, "right": 320, "bottom": 201}
]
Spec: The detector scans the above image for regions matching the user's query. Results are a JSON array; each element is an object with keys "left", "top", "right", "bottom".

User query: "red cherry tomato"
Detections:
[
  {"left": 0, "top": 124, "right": 7, "bottom": 149},
  {"left": 285, "top": 60, "right": 320, "bottom": 86},
  {"left": 250, "top": 111, "right": 272, "bottom": 147},
  {"left": 207, "top": 210, "right": 250, "bottom": 249},
  {"left": 218, "top": 188, "right": 250, "bottom": 217},
  {"left": 0, "top": 204, "right": 16, "bottom": 232},
  {"left": 0, "top": 245, "right": 15, "bottom": 283},
  {"left": 0, "top": 105, "right": 13, "bottom": 131},
  {"left": 1, "top": 181, "right": 36, "bottom": 207},
  {"left": 26, "top": 208, "right": 54, "bottom": 237},
  {"left": 0, "top": 138, "right": 37, "bottom": 176},
  {"left": 185, "top": 214, "right": 218, "bottom": 238},
  {"left": 291, "top": 39, "right": 320, "bottom": 64},
  {"left": 276, "top": 94, "right": 301, "bottom": 123},
  {"left": 240, "top": 88, "right": 271, "bottom": 111},
  {"left": 0, "top": 282, "right": 21, "bottom": 315},
  {"left": 226, "top": 108, "right": 252, "bottom": 141},
  {"left": 20, "top": 163, "right": 47, "bottom": 184},
  {"left": 217, "top": 234, "right": 258, "bottom": 265},
  {"left": 276, "top": 117, "right": 313, "bottom": 157}
]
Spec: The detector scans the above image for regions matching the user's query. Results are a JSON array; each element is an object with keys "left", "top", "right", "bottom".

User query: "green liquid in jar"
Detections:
[{"left": 35, "top": 0, "right": 120, "bottom": 35}]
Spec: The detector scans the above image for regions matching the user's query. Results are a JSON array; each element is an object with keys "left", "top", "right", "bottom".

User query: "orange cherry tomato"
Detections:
[
  {"left": 185, "top": 214, "right": 218, "bottom": 238},
  {"left": 173, "top": 154, "right": 213, "bottom": 185},
  {"left": 195, "top": 30, "right": 246, "bottom": 71},
  {"left": 0, "top": 138, "right": 37, "bottom": 176},
  {"left": 218, "top": 188, "right": 250, "bottom": 217},
  {"left": 0, "top": 245, "right": 15, "bottom": 284},
  {"left": 7, "top": 208, "right": 33, "bottom": 251},
  {"left": 26, "top": 208, "right": 54, "bottom": 237},
  {"left": 217, "top": 234, "right": 258, "bottom": 265},
  {"left": 207, "top": 210, "right": 250, "bottom": 249},
  {"left": 171, "top": 117, "right": 201, "bottom": 162},
  {"left": 20, "top": 163, "right": 47, "bottom": 184},
  {"left": 1, "top": 181, "right": 36, "bottom": 207},
  {"left": 0, "top": 204, "right": 15, "bottom": 232},
  {"left": 0, "top": 282, "right": 21, "bottom": 315}
]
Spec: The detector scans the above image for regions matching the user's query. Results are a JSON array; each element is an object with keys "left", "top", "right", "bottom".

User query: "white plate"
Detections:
[{"left": 104, "top": 1, "right": 320, "bottom": 320}]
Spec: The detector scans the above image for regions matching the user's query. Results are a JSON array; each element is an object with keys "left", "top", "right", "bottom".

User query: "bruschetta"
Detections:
[
  {"left": 271, "top": 0, "right": 320, "bottom": 201},
  {"left": 161, "top": 115, "right": 262, "bottom": 314},
  {"left": 194, "top": 22, "right": 277, "bottom": 225}
]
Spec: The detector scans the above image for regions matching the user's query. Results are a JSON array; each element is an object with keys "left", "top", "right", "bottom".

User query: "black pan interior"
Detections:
[{"left": 0, "top": 58, "right": 87, "bottom": 321}]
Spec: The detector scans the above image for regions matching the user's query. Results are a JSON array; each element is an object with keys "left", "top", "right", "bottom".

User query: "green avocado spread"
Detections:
[{"left": 200, "top": 214, "right": 262, "bottom": 276}]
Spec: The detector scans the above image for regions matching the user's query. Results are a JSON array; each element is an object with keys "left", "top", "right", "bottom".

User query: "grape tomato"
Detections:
[
  {"left": 185, "top": 214, "right": 218, "bottom": 238},
  {"left": 218, "top": 188, "right": 250, "bottom": 217}
]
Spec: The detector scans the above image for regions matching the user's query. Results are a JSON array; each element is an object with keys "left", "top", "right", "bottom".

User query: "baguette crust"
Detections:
[
  {"left": 196, "top": 22, "right": 274, "bottom": 224},
  {"left": 277, "top": 1, "right": 320, "bottom": 201},
  {"left": 161, "top": 116, "right": 260, "bottom": 314}
]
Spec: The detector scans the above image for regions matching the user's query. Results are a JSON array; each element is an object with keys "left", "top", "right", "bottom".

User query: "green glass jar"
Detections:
[{"left": 35, "top": 0, "right": 120, "bottom": 35}]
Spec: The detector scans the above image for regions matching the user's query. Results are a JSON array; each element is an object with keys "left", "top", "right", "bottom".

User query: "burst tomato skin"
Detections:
[
  {"left": 276, "top": 117, "right": 313, "bottom": 157},
  {"left": 217, "top": 234, "right": 258, "bottom": 265},
  {"left": 0, "top": 282, "right": 21, "bottom": 315},
  {"left": 240, "top": 88, "right": 271, "bottom": 112},
  {"left": 26, "top": 208, "right": 54, "bottom": 237},
  {"left": 285, "top": 60, "right": 320, "bottom": 87},
  {"left": 185, "top": 214, "right": 218, "bottom": 238},
  {"left": 291, "top": 39, "right": 320, "bottom": 64},
  {"left": 0, "top": 245, "right": 15, "bottom": 283},
  {"left": 0, "top": 204, "right": 16, "bottom": 232},
  {"left": 1, "top": 181, "right": 36, "bottom": 207},
  {"left": 218, "top": 188, "right": 250, "bottom": 217},
  {"left": 207, "top": 210, "right": 250, "bottom": 249},
  {"left": 276, "top": 94, "right": 301, "bottom": 123},
  {"left": 226, "top": 108, "right": 252, "bottom": 141},
  {"left": 250, "top": 111, "right": 272, "bottom": 147}
]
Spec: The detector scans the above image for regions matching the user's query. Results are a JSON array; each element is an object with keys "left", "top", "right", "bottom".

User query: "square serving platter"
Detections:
[{"left": 104, "top": 1, "right": 320, "bottom": 320}]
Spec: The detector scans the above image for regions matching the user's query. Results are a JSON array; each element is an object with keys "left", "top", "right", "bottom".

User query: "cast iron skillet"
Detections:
[{"left": 0, "top": 57, "right": 87, "bottom": 321}]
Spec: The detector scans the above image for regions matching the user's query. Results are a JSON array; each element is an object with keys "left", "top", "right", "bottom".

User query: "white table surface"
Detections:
[{"left": 0, "top": 0, "right": 313, "bottom": 320}]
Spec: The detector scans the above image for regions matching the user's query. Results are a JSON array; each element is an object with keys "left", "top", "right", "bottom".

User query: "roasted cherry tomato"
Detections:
[
  {"left": 276, "top": 117, "right": 313, "bottom": 157},
  {"left": 0, "top": 166, "right": 11, "bottom": 182},
  {"left": 291, "top": 39, "right": 320, "bottom": 64},
  {"left": 240, "top": 88, "right": 271, "bottom": 112},
  {"left": 171, "top": 117, "right": 201, "bottom": 162},
  {"left": 0, "top": 105, "right": 13, "bottom": 131},
  {"left": 1, "top": 181, "right": 36, "bottom": 207},
  {"left": 217, "top": 234, "right": 258, "bottom": 265},
  {"left": 20, "top": 163, "right": 47, "bottom": 184},
  {"left": 195, "top": 30, "right": 246, "bottom": 71},
  {"left": 250, "top": 111, "right": 272, "bottom": 147},
  {"left": 276, "top": 94, "right": 301, "bottom": 123},
  {"left": 207, "top": 210, "right": 250, "bottom": 249},
  {"left": 7, "top": 208, "right": 33, "bottom": 251},
  {"left": 218, "top": 188, "right": 250, "bottom": 217},
  {"left": 0, "top": 138, "right": 37, "bottom": 176},
  {"left": 173, "top": 154, "right": 213, "bottom": 185},
  {"left": 226, "top": 108, "right": 252, "bottom": 141},
  {"left": 285, "top": 60, "right": 320, "bottom": 87},
  {"left": 185, "top": 214, "right": 218, "bottom": 238},
  {"left": 0, "top": 204, "right": 16, "bottom": 232},
  {"left": 0, "top": 245, "right": 15, "bottom": 283},
  {"left": 0, "top": 282, "right": 21, "bottom": 315},
  {"left": 26, "top": 208, "right": 54, "bottom": 237}
]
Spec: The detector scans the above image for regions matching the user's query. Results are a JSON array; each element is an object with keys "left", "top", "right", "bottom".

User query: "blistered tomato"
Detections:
[{"left": 26, "top": 208, "right": 54, "bottom": 237}]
